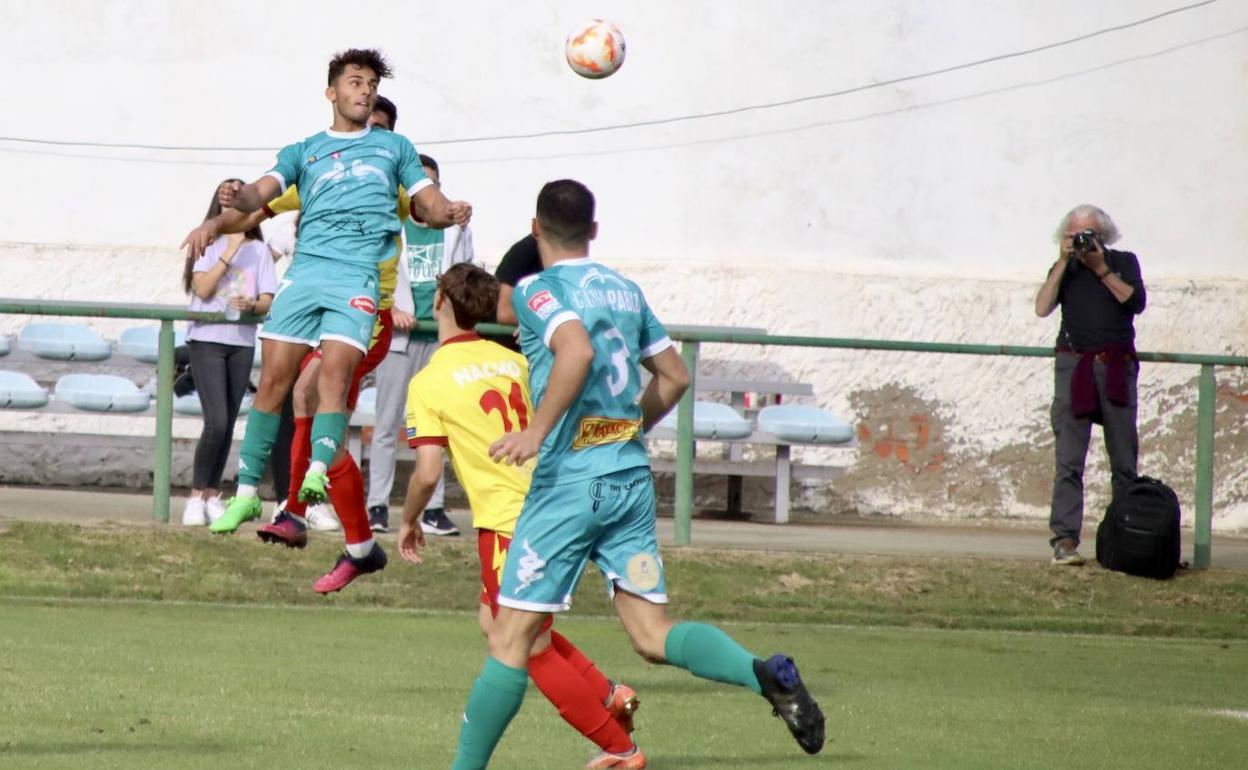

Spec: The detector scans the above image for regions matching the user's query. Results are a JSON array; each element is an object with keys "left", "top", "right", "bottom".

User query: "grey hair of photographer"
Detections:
[{"left": 1052, "top": 204, "right": 1121, "bottom": 246}]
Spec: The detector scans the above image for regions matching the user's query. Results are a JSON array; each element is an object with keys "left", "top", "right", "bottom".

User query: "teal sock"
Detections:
[
  {"left": 309, "top": 412, "right": 349, "bottom": 467},
  {"left": 236, "top": 409, "right": 281, "bottom": 488},
  {"left": 451, "top": 657, "right": 528, "bottom": 770},
  {"left": 664, "top": 622, "right": 763, "bottom": 694}
]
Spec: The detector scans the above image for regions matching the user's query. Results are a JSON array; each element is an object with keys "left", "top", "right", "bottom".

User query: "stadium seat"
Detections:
[
  {"left": 174, "top": 392, "right": 253, "bottom": 416},
  {"left": 355, "top": 386, "right": 378, "bottom": 420},
  {"left": 19, "top": 323, "right": 112, "bottom": 361},
  {"left": 0, "top": 335, "right": 10, "bottom": 356},
  {"left": 656, "top": 400, "right": 753, "bottom": 440},
  {"left": 119, "top": 326, "right": 186, "bottom": 363},
  {"left": 54, "top": 374, "right": 150, "bottom": 412},
  {"left": 0, "top": 370, "right": 50, "bottom": 408},
  {"left": 758, "top": 404, "right": 854, "bottom": 444}
]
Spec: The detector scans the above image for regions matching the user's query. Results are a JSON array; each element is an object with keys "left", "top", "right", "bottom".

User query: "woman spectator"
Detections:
[{"left": 180, "top": 179, "right": 277, "bottom": 526}]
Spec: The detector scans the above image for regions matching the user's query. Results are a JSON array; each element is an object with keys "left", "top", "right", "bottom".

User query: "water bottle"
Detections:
[{"left": 224, "top": 271, "right": 246, "bottom": 321}]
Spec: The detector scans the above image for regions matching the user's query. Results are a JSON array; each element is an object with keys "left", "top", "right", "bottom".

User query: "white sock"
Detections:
[
  {"left": 237, "top": 484, "right": 258, "bottom": 498},
  {"left": 307, "top": 461, "right": 328, "bottom": 476},
  {"left": 345, "top": 538, "right": 375, "bottom": 559}
]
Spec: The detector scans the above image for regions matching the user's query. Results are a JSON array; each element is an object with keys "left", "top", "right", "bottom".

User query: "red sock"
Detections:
[
  {"left": 528, "top": 643, "right": 633, "bottom": 754},
  {"left": 286, "top": 417, "right": 313, "bottom": 516},
  {"left": 327, "top": 455, "right": 371, "bottom": 547},
  {"left": 550, "top": 630, "right": 612, "bottom": 703}
]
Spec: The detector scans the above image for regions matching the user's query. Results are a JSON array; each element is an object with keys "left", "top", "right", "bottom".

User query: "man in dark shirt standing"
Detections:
[
  {"left": 494, "top": 233, "right": 542, "bottom": 327},
  {"left": 1034, "top": 205, "right": 1146, "bottom": 566}
]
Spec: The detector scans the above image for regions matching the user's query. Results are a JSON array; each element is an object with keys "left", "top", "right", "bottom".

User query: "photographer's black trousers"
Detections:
[{"left": 1048, "top": 353, "right": 1139, "bottom": 547}]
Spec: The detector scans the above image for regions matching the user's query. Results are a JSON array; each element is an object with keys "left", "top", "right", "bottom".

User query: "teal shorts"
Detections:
[
  {"left": 259, "top": 256, "right": 380, "bottom": 353},
  {"left": 497, "top": 466, "right": 667, "bottom": 613}
]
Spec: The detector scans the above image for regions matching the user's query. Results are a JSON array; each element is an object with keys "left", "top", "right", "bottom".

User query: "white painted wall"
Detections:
[
  {"left": 0, "top": 0, "right": 1244, "bottom": 277},
  {"left": 2, "top": 2, "right": 1247, "bottom": 530}
]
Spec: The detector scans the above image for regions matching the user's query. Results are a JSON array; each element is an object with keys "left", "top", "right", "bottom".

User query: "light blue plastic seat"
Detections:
[
  {"left": 20, "top": 323, "right": 112, "bottom": 361},
  {"left": 758, "top": 404, "right": 853, "bottom": 444},
  {"left": 0, "top": 370, "right": 49, "bottom": 408},
  {"left": 355, "top": 386, "right": 378, "bottom": 420},
  {"left": 655, "top": 401, "right": 752, "bottom": 440},
  {"left": 0, "top": 336, "right": 10, "bottom": 356},
  {"left": 119, "top": 326, "right": 186, "bottom": 363},
  {"left": 174, "top": 392, "right": 252, "bottom": 416},
  {"left": 54, "top": 374, "right": 150, "bottom": 412}
]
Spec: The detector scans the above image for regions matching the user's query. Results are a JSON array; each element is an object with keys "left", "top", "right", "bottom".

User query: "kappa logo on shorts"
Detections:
[
  {"left": 526, "top": 290, "right": 561, "bottom": 321},
  {"left": 315, "top": 437, "right": 338, "bottom": 452},
  {"left": 348, "top": 295, "right": 377, "bottom": 315},
  {"left": 514, "top": 540, "right": 547, "bottom": 594}
]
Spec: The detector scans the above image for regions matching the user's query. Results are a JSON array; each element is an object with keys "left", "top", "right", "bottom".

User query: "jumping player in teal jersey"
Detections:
[
  {"left": 447, "top": 180, "right": 824, "bottom": 770},
  {"left": 193, "top": 50, "right": 471, "bottom": 567}
]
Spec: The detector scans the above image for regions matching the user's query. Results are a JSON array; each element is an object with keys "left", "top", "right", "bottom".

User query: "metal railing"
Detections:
[{"left": 2, "top": 298, "right": 1244, "bottom": 568}]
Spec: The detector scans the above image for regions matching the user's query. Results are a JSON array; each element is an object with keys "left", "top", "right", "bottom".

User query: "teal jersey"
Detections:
[
  {"left": 404, "top": 221, "right": 445, "bottom": 341},
  {"left": 513, "top": 258, "right": 672, "bottom": 486},
  {"left": 266, "top": 126, "right": 430, "bottom": 268}
]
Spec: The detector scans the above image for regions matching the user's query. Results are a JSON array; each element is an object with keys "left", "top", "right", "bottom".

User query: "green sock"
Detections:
[
  {"left": 664, "top": 622, "right": 763, "bottom": 694},
  {"left": 236, "top": 409, "right": 281, "bottom": 487},
  {"left": 451, "top": 657, "right": 528, "bottom": 770},
  {"left": 309, "top": 412, "right": 349, "bottom": 467}
]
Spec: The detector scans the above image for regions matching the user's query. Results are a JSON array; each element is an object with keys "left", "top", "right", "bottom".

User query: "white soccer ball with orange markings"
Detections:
[{"left": 565, "top": 19, "right": 626, "bottom": 79}]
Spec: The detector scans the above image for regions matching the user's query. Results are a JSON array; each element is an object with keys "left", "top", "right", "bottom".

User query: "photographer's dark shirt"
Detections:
[{"left": 1054, "top": 248, "right": 1146, "bottom": 351}]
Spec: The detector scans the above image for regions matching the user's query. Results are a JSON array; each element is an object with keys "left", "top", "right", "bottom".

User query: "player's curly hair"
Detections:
[
  {"left": 437, "top": 264, "right": 499, "bottom": 330},
  {"left": 327, "top": 48, "right": 393, "bottom": 86}
]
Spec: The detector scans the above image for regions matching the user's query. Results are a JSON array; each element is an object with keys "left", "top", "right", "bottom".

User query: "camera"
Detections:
[{"left": 1071, "top": 229, "right": 1099, "bottom": 252}]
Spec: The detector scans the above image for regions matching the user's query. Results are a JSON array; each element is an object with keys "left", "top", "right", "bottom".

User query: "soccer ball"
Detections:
[{"left": 565, "top": 19, "right": 626, "bottom": 79}]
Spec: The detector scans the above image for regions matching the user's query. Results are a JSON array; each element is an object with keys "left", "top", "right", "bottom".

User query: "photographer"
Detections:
[{"left": 1034, "top": 205, "right": 1146, "bottom": 566}]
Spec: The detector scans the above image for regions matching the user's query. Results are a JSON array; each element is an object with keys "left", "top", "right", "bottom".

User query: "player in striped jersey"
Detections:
[{"left": 397, "top": 264, "right": 642, "bottom": 767}]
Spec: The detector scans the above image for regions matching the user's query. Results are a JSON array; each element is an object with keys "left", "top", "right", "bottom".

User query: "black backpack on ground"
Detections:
[{"left": 1095, "top": 476, "right": 1182, "bottom": 579}]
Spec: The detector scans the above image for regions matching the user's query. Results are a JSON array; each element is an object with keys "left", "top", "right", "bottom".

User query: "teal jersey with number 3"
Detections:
[{"left": 513, "top": 258, "right": 672, "bottom": 486}]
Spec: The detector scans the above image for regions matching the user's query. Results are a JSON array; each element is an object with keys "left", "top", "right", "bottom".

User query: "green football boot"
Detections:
[
  {"left": 298, "top": 470, "right": 330, "bottom": 505},
  {"left": 209, "top": 495, "right": 263, "bottom": 534}
]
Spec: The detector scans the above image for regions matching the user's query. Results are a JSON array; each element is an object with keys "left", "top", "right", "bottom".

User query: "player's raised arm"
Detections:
[
  {"left": 639, "top": 347, "right": 691, "bottom": 431},
  {"left": 179, "top": 180, "right": 268, "bottom": 261},
  {"left": 232, "top": 175, "right": 283, "bottom": 215},
  {"left": 489, "top": 320, "right": 593, "bottom": 466},
  {"left": 410, "top": 183, "right": 472, "bottom": 229}
]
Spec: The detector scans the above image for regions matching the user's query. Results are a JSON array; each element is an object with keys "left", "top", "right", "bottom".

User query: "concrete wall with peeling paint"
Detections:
[{"left": 2, "top": 245, "right": 1246, "bottom": 531}]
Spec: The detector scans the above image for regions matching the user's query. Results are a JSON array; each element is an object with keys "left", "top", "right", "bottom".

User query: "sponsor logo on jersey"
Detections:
[
  {"left": 572, "top": 417, "right": 642, "bottom": 450},
  {"left": 349, "top": 296, "right": 377, "bottom": 315},
  {"left": 315, "top": 437, "right": 338, "bottom": 452},
  {"left": 405, "top": 426, "right": 417, "bottom": 440},
  {"left": 527, "top": 290, "right": 561, "bottom": 320}
]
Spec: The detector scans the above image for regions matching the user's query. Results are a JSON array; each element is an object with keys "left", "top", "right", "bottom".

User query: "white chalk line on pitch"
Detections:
[
  {"left": 0, "top": 594, "right": 1243, "bottom": 646},
  {"left": 1207, "top": 709, "right": 1248, "bottom": 722}
]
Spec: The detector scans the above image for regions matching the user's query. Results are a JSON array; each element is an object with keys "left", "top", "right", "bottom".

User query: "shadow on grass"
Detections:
[
  {"left": 657, "top": 749, "right": 868, "bottom": 766},
  {"left": 0, "top": 739, "right": 236, "bottom": 757}
]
